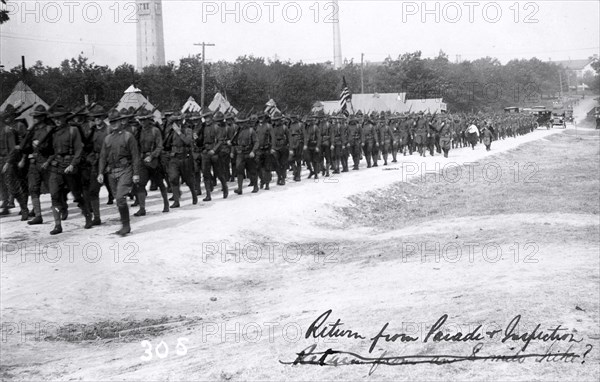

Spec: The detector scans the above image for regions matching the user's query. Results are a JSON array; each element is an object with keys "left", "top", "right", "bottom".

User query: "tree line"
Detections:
[{"left": 1, "top": 51, "right": 598, "bottom": 114}]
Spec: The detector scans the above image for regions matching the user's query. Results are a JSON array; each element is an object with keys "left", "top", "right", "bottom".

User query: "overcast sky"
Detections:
[{"left": 1, "top": 0, "right": 599, "bottom": 69}]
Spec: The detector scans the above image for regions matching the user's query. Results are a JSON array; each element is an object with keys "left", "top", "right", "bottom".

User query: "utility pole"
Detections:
[
  {"left": 194, "top": 42, "right": 216, "bottom": 109},
  {"left": 559, "top": 71, "right": 563, "bottom": 100},
  {"left": 361, "top": 53, "right": 365, "bottom": 94}
]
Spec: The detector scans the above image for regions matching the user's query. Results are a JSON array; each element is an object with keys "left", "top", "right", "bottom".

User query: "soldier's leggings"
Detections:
[
  {"left": 201, "top": 151, "right": 227, "bottom": 194},
  {"left": 305, "top": 146, "right": 320, "bottom": 177},
  {"left": 169, "top": 154, "right": 197, "bottom": 201},
  {"left": 256, "top": 149, "right": 272, "bottom": 186},
  {"left": 48, "top": 163, "right": 88, "bottom": 216},
  {"left": 349, "top": 143, "right": 361, "bottom": 169},
  {"left": 320, "top": 143, "right": 331, "bottom": 175},
  {"left": 107, "top": 166, "right": 133, "bottom": 209},
  {"left": 3, "top": 159, "right": 28, "bottom": 213},
  {"left": 271, "top": 146, "right": 289, "bottom": 182},
  {"left": 236, "top": 152, "right": 257, "bottom": 186},
  {"left": 362, "top": 140, "right": 377, "bottom": 167}
]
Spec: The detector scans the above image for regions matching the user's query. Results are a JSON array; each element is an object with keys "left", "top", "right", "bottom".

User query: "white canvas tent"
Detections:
[
  {"left": 403, "top": 98, "right": 447, "bottom": 113},
  {"left": 116, "top": 85, "right": 162, "bottom": 121},
  {"left": 181, "top": 96, "right": 202, "bottom": 113},
  {"left": 208, "top": 92, "right": 238, "bottom": 114},
  {"left": 0, "top": 81, "right": 49, "bottom": 126},
  {"left": 313, "top": 93, "right": 446, "bottom": 114}
]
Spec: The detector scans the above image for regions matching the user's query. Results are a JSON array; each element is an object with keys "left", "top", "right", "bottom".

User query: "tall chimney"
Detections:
[{"left": 332, "top": 0, "right": 343, "bottom": 69}]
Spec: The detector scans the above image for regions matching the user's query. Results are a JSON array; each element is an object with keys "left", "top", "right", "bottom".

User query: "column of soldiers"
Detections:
[{"left": 0, "top": 104, "right": 537, "bottom": 236}]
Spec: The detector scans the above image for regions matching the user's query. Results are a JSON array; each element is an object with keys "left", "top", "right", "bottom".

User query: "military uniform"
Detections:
[
  {"left": 0, "top": 111, "right": 29, "bottom": 219},
  {"left": 233, "top": 114, "right": 259, "bottom": 194},
  {"left": 377, "top": 119, "right": 393, "bottom": 165},
  {"left": 288, "top": 116, "right": 305, "bottom": 181},
  {"left": 346, "top": 117, "right": 361, "bottom": 170},
  {"left": 319, "top": 118, "right": 332, "bottom": 177},
  {"left": 361, "top": 117, "right": 379, "bottom": 168},
  {"left": 201, "top": 112, "right": 229, "bottom": 201},
  {"left": 270, "top": 112, "right": 289, "bottom": 185},
  {"left": 330, "top": 118, "right": 347, "bottom": 173},
  {"left": 166, "top": 112, "right": 198, "bottom": 207},
  {"left": 136, "top": 110, "right": 169, "bottom": 215},
  {"left": 304, "top": 118, "right": 322, "bottom": 179},
  {"left": 98, "top": 109, "right": 141, "bottom": 236},
  {"left": 439, "top": 118, "right": 453, "bottom": 158},
  {"left": 255, "top": 116, "right": 273, "bottom": 189},
  {"left": 47, "top": 105, "right": 91, "bottom": 235}
]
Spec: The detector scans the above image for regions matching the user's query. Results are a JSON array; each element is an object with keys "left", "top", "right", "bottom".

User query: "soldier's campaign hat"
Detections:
[
  {"left": 212, "top": 111, "right": 225, "bottom": 122},
  {"left": 107, "top": 109, "right": 126, "bottom": 122},
  {"left": 187, "top": 112, "right": 202, "bottom": 121},
  {"left": 88, "top": 105, "right": 107, "bottom": 118},
  {"left": 270, "top": 111, "right": 283, "bottom": 121},
  {"left": 168, "top": 111, "right": 183, "bottom": 122},
  {"left": 48, "top": 104, "right": 70, "bottom": 118},
  {"left": 31, "top": 104, "right": 48, "bottom": 117},
  {"left": 348, "top": 115, "right": 358, "bottom": 124},
  {"left": 249, "top": 113, "right": 259, "bottom": 123},
  {"left": 136, "top": 108, "right": 154, "bottom": 120},
  {"left": 235, "top": 112, "right": 249, "bottom": 124}
]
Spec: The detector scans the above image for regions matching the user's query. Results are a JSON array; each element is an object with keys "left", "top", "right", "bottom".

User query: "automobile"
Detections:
[
  {"left": 504, "top": 106, "right": 520, "bottom": 113},
  {"left": 551, "top": 111, "right": 566, "bottom": 129},
  {"left": 565, "top": 109, "right": 574, "bottom": 124},
  {"left": 532, "top": 109, "right": 552, "bottom": 129},
  {"left": 595, "top": 107, "right": 600, "bottom": 129}
]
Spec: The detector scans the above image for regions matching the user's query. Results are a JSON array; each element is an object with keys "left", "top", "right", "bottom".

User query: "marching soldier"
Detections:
[
  {"left": 439, "top": 116, "right": 453, "bottom": 158},
  {"left": 46, "top": 105, "right": 91, "bottom": 235},
  {"left": 224, "top": 111, "right": 237, "bottom": 183},
  {"left": 378, "top": 116, "right": 394, "bottom": 166},
  {"left": 414, "top": 113, "right": 428, "bottom": 157},
  {"left": 270, "top": 111, "right": 289, "bottom": 185},
  {"left": 97, "top": 109, "right": 141, "bottom": 236},
  {"left": 166, "top": 111, "right": 198, "bottom": 207},
  {"left": 83, "top": 105, "right": 110, "bottom": 226},
  {"left": 482, "top": 123, "right": 493, "bottom": 151},
  {"left": 255, "top": 113, "right": 273, "bottom": 190},
  {"left": 304, "top": 116, "right": 321, "bottom": 179},
  {"left": 201, "top": 111, "right": 229, "bottom": 201},
  {"left": 346, "top": 115, "right": 362, "bottom": 170},
  {"left": 361, "top": 113, "right": 379, "bottom": 168},
  {"left": 24, "top": 105, "right": 54, "bottom": 224},
  {"left": 135, "top": 109, "right": 170, "bottom": 215},
  {"left": 330, "top": 116, "right": 347, "bottom": 174},
  {"left": 233, "top": 113, "right": 259, "bottom": 194},
  {"left": 288, "top": 113, "right": 304, "bottom": 181},
  {"left": 319, "top": 115, "right": 332, "bottom": 177}
]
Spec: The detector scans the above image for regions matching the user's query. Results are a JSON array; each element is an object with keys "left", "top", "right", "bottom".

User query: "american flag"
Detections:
[{"left": 340, "top": 76, "right": 352, "bottom": 116}]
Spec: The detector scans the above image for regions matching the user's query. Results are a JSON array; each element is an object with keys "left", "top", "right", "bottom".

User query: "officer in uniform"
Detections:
[
  {"left": 378, "top": 116, "right": 393, "bottom": 166},
  {"left": 166, "top": 111, "right": 198, "bottom": 207},
  {"left": 232, "top": 113, "right": 259, "bottom": 194},
  {"left": 414, "top": 113, "right": 428, "bottom": 157},
  {"left": 98, "top": 109, "right": 141, "bottom": 236},
  {"left": 288, "top": 113, "right": 305, "bottom": 181},
  {"left": 330, "top": 116, "right": 346, "bottom": 174},
  {"left": 46, "top": 105, "right": 91, "bottom": 235},
  {"left": 270, "top": 111, "right": 289, "bottom": 185},
  {"left": 224, "top": 111, "right": 237, "bottom": 183},
  {"left": 135, "top": 109, "right": 170, "bottom": 215},
  {"left": 255, "top": 113, "right": 273, "bottom": 190},
  {"left": 201, "top": 111, "right": 229, "bottom": 201}
]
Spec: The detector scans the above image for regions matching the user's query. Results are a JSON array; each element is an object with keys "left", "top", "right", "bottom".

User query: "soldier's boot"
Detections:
[
  {"left": 61, "top": 194, "right": 69, "bottom": 220},
  {"left": 131, "top": 193, "right": 139, "bottom": 207},
  {"left": 191, "top": 188, "right": 198, "bottom": 205},
  {"left": 149, "top": 179, "right": 158, "bottom": 191},
  {"left": 7, "top": 195, "right": 15, "bottom": 208},
  {"left": 17, "top": 195, "right": 29, "bottom": 221},
  {"left": 235, "top": 177, "right": 243, "bottom": 195},
  {"left": 107, "top": 195, "right": 114, "bottom": 205},
  {"left": 252, "top": 181, "right": 259, "bottom": 193},
  {"left": 116, "top": 205, "right": 131, "bottom": 236},
  {"left": 91, "top": 198, "right": 101, "bottom": 226},
  {"left": 171, "top": 186, "right": 181, "bottom": 208},
  {"left": 84, "top": 211, "right": 94, "bottom": 229},
  {"left": 221, "top": 182, "right": 228, "bottom": 199},
  {"left": 134, "top": 192, "right": 146, "bottom": 216},
  {"left": 203, "top": 181, "right": 212, "bottom": 202},
  {"left": 0, "top": 200, "right": 8, "bottom": 215},
  {"left": 160, "top": 188, "right": 170, "bottom": 213},
  {"left": 49, "top": 206, "right": 62, "bottom": 235},
  {"left": 28, "top": 196, "right": 43, "bottom": 225}
]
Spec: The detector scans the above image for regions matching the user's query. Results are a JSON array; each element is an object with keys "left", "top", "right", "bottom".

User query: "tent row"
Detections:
[{"left": 313, "top": 92, "right": 447, "bottom": 114}]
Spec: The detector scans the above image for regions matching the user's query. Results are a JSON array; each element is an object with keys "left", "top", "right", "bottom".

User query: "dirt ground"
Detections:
[{"left": 1, "top": 102, "right": 599, "bottom": 381}]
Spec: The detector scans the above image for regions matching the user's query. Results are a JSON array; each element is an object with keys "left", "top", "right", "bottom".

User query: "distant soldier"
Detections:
[
  {"left": 319, "top": 116, "right": 332, "bottom": 177},
  {"left": 466, "top": 121, "right": 479, "bottom": 150},
  {"left": 414, "top": 114, "right": 428, "bottom": 157},
  {"left": 304, "top": 116, "right": 322, "bottom": 179},
  {"left": 288, "top": 113, "right": 304, "bottom": 181},
  {"left": 166, "top": 112, "right": 198, "bottom": 207},
  {"left": 378, "top": 117, "right": 393, "bottom": 166},
  {"left": 361, "top": 114, "right": 379, "bottom": 167},
  {"left": 224, "top": 111, "right": 237, "bottom": 183},
  {"left": 346, "top": 115, "right": 362, "bottom": 170},
  {"left": 270, "top": 111, "right": 289, "bottom": 185},
  {"left": 233, "top": 113, "right": 259, "bottom": 194},
  {"left": 135, "top": 109, "right": 170, "bottom": 215},
  {"left": 331, "top": 117, "right": 347, "bottom": 174},
  {"left": 255, "top": 113, "right": 273, "bottom": 190},
  {"left": 98, "top": 109, "right": 141, "bottom": 236},
  {"left": 481, "top": 124, "right": 493, "bottom": 151},
  {"left": 47, "top": 105, "right": 91, "bottom": 235},
  {"left": 439, "top": 117, "right": 453, "bottom": 158}
]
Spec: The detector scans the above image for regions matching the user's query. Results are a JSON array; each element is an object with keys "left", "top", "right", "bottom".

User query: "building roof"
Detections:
[
  {"left": 0, "top": 81, "right": 49, "bottom": 126},
  {"left": 553, "top": 58, "right": 595, "bottom": 70}
]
